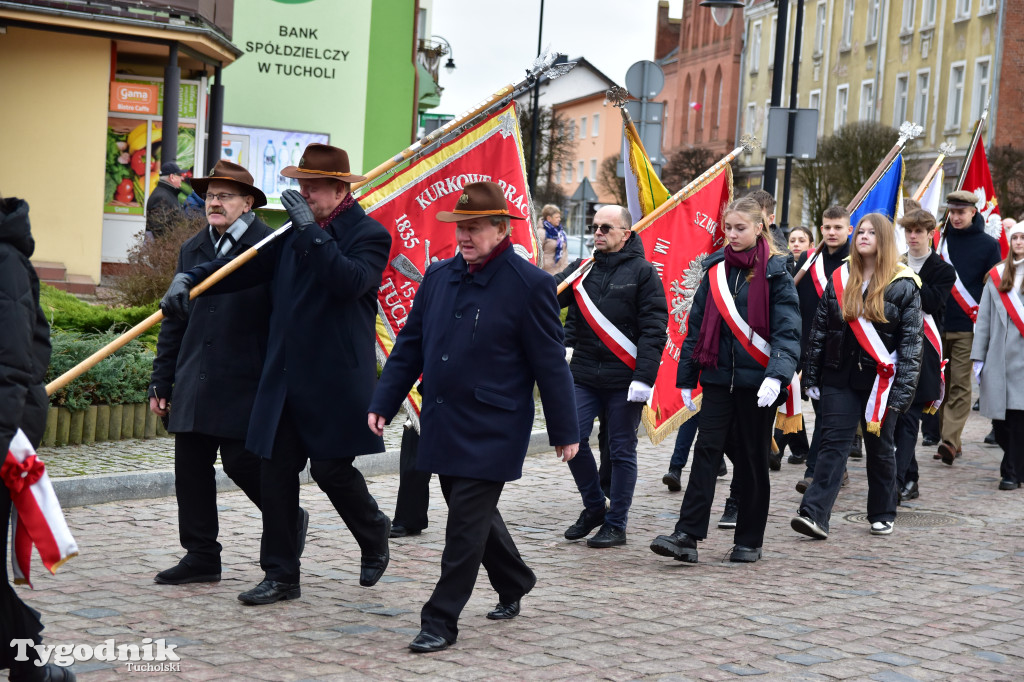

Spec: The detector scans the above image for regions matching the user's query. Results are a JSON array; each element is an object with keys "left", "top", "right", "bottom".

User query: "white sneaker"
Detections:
[{"left": 870, "top": 521, "right": 894, "bottom": 535}]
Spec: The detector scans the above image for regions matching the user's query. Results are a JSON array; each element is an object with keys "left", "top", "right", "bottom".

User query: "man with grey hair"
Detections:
[{"left": 554, "top": 204, "right": 668, "bottom": 548}]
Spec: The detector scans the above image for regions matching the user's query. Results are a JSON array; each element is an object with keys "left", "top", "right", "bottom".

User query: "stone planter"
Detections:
[{"left": 39, "top": 403, "right": 168, "bottom": 447}]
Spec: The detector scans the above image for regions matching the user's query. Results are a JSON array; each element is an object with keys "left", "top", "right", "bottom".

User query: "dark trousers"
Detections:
[
  {"left": 800, "top": 386, "right": 898, "bottom": 532},
  {"left": 260, "top": 410, "right": 387, "bottom": 583},
  {"left": 993, "top": 411, "right": 1024, "bottom": 483},
  {"left": 670, "top": 412, "right": 701, "bottom": 470},
  {"left": 674, "top": 384, "right": 774, "bottom": 548},
  {"left": 894, "top": 403, "right": 925, "bottom": 487},
  {"left": 567, "top": 385, "right": 644, "bottom": 530},
  {"left": 804, "top": 397, "right": 856, "bottom": 479},
  {"left": 394, "top": 425, "right": 430, "bottom": 531},
  {"left": 420, "top": 476, "right": 535, "bottom": 642},
  {"left": 920, "top": 410, "right": 940, "bottom": 442},
  {"left": 1, "top": 484, "right": 44, "bottom": 676},
  {"left": 775, "top": 423, "right": 809, "bottom": 457},
  {"left": 173, "top": 432, "right": 263, "bottom": 570}
]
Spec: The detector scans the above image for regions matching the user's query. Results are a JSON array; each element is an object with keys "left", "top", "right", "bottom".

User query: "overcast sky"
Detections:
[{"left": 431, "top": 0, "right": 685, "bottom": 116}]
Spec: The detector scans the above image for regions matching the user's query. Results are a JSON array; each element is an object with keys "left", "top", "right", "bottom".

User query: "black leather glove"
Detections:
[
  {"left": 280, "top": 189, "right": 315, "bottom": 231},
  {"left": 160, "top": 273, "right": 194, "bottom": 319}
]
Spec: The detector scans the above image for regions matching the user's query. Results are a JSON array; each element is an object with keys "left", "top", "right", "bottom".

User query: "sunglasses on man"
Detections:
[{"left": 590, "top": 223, "right": 622, "bottom": 234}]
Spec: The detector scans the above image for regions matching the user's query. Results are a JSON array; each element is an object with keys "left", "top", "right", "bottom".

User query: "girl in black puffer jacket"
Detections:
[
  {"left": 793, "top": 213, "right": 923, "bottom": 540},
  {"left": 650, "top": 197, "right": 801, "bottom": 564}
]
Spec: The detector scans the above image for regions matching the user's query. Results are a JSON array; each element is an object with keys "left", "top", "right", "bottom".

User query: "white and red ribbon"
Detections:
[
  {"left": 3, "top": 429, "right": 78, "bottom": 587},
  {"left": 988, "top": 263, "right": 1024, "bottom": 338},
  {"left": 832, "top": 265, "right": 898, "bottom": 434},
  {"left": 572, "top": 266, "right": 637, "bottom": 370},
  {"left": 922, "top": 313, "right": 947, "bottom": 414},
  {"left": 708, "top": 263, "right": 801, "bottom": 421},
  {"left": 939, "top": 237, "right": 980, "bottom": 323}
]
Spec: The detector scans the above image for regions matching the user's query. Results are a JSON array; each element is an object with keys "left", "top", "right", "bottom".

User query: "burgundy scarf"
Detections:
[
  {"left": 317, "top": 192, "right": 357, "bottom": 229},
  {"left": 692, "top": 237, "right": 771, "bottom": 368},
  {"left": 467, "top": 236, "right": 512, "bottom": 274}
]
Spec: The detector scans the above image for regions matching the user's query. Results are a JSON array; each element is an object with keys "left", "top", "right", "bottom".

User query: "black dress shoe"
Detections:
[
  {"left": 717, "top": 459, "right": 728, "bottom": 477},
  {"left": 587, "top": 523, "right": 626, "bottom": 548},
  {"left": 297, "top": 507, "right": 309, "bottom": 558},
  {"left": 9, "top": 662, "right": 78, "bottom": 682},
  {"left": 360, "top": 516, "right": 391, "bottom": 587},
  {"left": 662, "top": 468, "right": 682, "bottom": 491},
  {"left": 486, "top": 599, "right": 521, "bottom": 620},
  {"left": 238, "top": 579, "right": 301, "bottom": 605},
  {"left": 408, "top": 630, "right": 452, "bottom": 653},
  {"left": 390, "top": 523, "right": 422, "bottom": 538},
  {"left": 999, "top": 479, "right": 1021, "bottom": 490},
  {"left": 849, "top": 434, "right": 863, "bottom": 459},
  {"left": 898, "top": 480, "right": 920, "bottom": 502},
  {"left": 787, "top": 452, "right": 807, "bottom": 465},
  {"left": 922, "top": 437, "right": 938, "bottom": 447},
  {"left": 564, "top": 507, "right": 605, "bottom": 540},
  {"left": 984, "top": 427, "right": 997, "bottom": 445},
  {"left": 650, "top": 530, "right": 698, "bottom": 562},
  {"left": 729, "top": 545, "right": 762, "bottom": 562},
  {"left": 154, "top": 561, "right": 220, "bottom": 585},
  {"left": 768, "top": 449, "right": 782, "bottom": 471}
]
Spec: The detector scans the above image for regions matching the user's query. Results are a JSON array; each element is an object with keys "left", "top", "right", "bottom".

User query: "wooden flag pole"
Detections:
[
  {"left": 937, "top": 101, "right": 991, "bottom": 246},
  {"left": 47, "top": 55, "right": 584, "bottom": 397},
  {"left": 556, "top": 136, "right": 756, "bottom": 295},
  {"left": 912, "top": 142, "right": 956, "bottom": 201},
  {"left": 793, "top": 121, "right": 922, "bottom": 286}
]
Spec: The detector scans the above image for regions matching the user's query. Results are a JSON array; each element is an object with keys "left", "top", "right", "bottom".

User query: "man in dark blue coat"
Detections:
[
  {"left": 368, "top": 182, "right": 580, "bottom": 653},
  {"left": 161, "top": 145, "right": 392, "bottom": 605}
]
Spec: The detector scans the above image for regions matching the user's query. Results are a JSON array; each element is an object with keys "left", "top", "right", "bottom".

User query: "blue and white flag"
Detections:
[{"left": 851, "top": 153, "right": 905, "bottom": 226}]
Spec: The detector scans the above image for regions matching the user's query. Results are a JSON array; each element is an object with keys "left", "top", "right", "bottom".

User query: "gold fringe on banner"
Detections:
[
  {"left": 775, "top": 411, "right": 803, "bottom": 435},
  {"left": 641, "top": 393, "right": 703, "bottom": 446}
]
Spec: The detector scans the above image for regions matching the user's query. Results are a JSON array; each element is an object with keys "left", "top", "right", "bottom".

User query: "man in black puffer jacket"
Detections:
[
  {"left": 1, "top": 197, "right": 76, "bottom": 681},
  {"left": 554, "top": 205, "right": 668, "bottom": 548},
  {"left": 937, "top": 191, "right": 1001, "bottom": 464}
]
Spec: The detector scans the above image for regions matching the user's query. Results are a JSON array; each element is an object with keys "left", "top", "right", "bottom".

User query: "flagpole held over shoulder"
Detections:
[
  {"left": 793, "top": 121, "right": 923, "bottom": 286},
  {"left": 912, "top": 142, "right": 956, "bottom": 201},
  {"left": 556, "top": 135, "right": 758, "bottom": 295}
]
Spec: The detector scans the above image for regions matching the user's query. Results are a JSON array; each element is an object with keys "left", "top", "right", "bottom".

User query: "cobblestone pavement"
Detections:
[{"left": 14, "top": 409, "right": 1024, "bottom": 680}]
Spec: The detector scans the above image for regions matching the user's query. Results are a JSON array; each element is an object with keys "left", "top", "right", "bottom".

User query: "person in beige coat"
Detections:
[
  {"left": 537, "top": 204, "right": 569, "bottom": 274},
  {"left": 971, "top": 222, "right": 1024, "bottom": 490}
]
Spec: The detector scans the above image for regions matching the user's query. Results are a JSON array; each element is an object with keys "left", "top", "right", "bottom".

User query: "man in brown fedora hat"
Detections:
[
  {"left": 161, "top": 144, "right": 392, "bottom": 605},
  {"left": 368, "top": 181, "right": 580, "bottom": 653},
  {"left": 149, "top": 160, "right": 310, "bottom": 586}
]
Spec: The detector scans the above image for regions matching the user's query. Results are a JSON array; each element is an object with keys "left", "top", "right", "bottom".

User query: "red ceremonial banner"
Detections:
[
  {"left": 358, "top": 103, "right": 537, "bottom": 428},
  {"left": 637, "top": 166, "right": 732, "bottom": 444},
  {"left": 961, "top": 137, "right": 1008, "bottom": 258}
]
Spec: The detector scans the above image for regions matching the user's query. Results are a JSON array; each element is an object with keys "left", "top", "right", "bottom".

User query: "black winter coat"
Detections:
[
  {"left": 912, "top": 252, "right": 956, "bottom": 403},
  {"left": 803, "top": 266, "right": 923, "bottom": 413},
  {"left": 145, "top": 180, "right": 183, "bottom": 237},
  {"left": 186, "top": 202, "right": 391, "bottom": 460},
  {"left": 149, "top": 217, "right": 273, "bottom": 439},
  {"left": 941, "top": 212, "right": 1001, "bottom": 332},
  {"left": 554, "top": 232, "right": 668, "bottom": 390},
  {"left": 795, "top": 242, "right": 850, "bottom": 357},
  {"left": 0, "top": 198, "right": 51, "bottom": 453},
  {"left": 677, "top": 248, "right": 801, "bottom": 390}
]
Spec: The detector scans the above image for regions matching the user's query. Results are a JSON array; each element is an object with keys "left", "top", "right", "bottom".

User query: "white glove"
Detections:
[
  {"left": 627, "top": 380, "right": 653, "bottom": 403},
  {"left": 973, "top": 360, "right": 984, "bottom": 385},
  {"left": 680, "top": 388, "right": 697, "bottom": 412},
  {"left": 756, "top": 377, "right": 782, "bottom": 408},
  {"left": 806, "top": 386, "right": 821, "bottom": 401}
]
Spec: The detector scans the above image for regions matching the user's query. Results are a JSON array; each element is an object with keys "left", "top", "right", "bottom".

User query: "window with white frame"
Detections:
[
  {"left": 955, "top": 0, "right": 971, "bottom": 20},
  {"left": 971, "top": 57, "right": 991, "bottom": 123},
  {"left": 946, "top": 62, "right": 966, "bottom": 130},
  {"left": 554, "top": 163, "right": 562, "bottom": 185},
  {"left": 590, "top": 159, "right": 597, "bottom": 181},
  {"left": 809, "top": 90, "right": 821, "bottom": 134},
  {"left": 901, "top": 0, "right": 916, "bottom": 32},
  {"left": 860, "top": 80, "right": 875, "bottom": 121},
  {"left": 914, "top": 70, "right": 930, "bottom": 130},
  {"left": 591, "top": 113, "right": 599, "bottom": 137},
  {"left": 764, "top": 99, "right": 771, "bottom": 133},
  {"left": 746, "top": 103, "right": 757, "bottom": 135},
  {"left": 979, "top": 0, "right": 997, "bottom": 13},
  {"left": 835, "top": 84, "right": 849, "bottom": 131},
  {"left": 866, "top": 0, "right": 880, "bottom": 42},
  {"left": 922, "top": 0, "right": 937, "bottom": 26},
  {"left": 769, "top": 17, "right": 777, "bottom": 69},
  {"left": 814, "top": 2, "right": 827, "bottom": 54},
  {"left": 841, "top": 0, "right": 855, "bottom": 48},
  {"left": 893, "top": 75, "right": 909, "bottom": 127},
  {"left": 578, "top": 160, "right": 585, "bottom": 183},
  {"left": 565, "top": 163, "right": 572, "bottom": 184},
  {"left": 580, "top": 117, "right": 588, "bottom": 139},
  {"left": 752, "top": 21, "right": 762, "bottom": 71}
]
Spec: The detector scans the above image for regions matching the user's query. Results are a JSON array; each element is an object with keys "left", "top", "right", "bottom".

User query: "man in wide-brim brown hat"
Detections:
[
  {"left": 160, "top": 143, "right": 394, "bottom": 606},
  {"left": 368, "top": 181, "right": 580, "bottom": 653}
]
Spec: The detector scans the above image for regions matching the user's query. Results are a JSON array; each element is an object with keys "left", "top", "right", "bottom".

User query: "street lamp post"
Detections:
[{"left": 528, "top": 0, "right": 545, "bottom": 194}]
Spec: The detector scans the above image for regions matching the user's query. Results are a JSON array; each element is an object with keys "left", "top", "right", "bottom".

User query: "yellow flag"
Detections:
[{"left": 622, "top": 108, "right": 670, "bottom": 222}]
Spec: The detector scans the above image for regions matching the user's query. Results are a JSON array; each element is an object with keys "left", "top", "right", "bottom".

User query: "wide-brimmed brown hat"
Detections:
[
  {"left": 191, "top": 160, "right": 267, "bottom": 208},
  {"left": 280, "top": 143, "right": 366, "bottom": 183},
  {"left": 436, "top": 181, "right": 527, "bottom": 222},
  {"left": 946, "top": 190, "right": 979, "bottom": 208}
]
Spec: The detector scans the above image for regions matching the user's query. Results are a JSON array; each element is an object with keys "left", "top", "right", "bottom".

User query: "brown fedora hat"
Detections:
[
  {"left": 436, "top": 181, "right": 526, "bottom": 222},
  {"left": 191, "top": 160, "right": 267, "bottom": 208},
  {"left": 280, "top": 143, "right": 367, "bottom": 183}
]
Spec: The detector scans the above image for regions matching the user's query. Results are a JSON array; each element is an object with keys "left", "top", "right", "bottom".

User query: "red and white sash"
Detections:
[
  {"left": 3, "top": 429, "right": 78, "bottom": 587},
  {"left": 939, "top": 237, "right": 980, "bottom": 323},
  {"left": 572, "top": 267, "right": 637, "bottom": 370},
  {"left": 707, "top": 263, "right": 802, "bottom": 428},
  {"left": 798, "top": 251, "right": 829, "bottom": 298},
  {"left": 832, "top": 265, "right": 898, "bottom": 434},
  {"left": 921, "top": 313, "right": 947, "bottom": 414},
  {"left": 987, "top": 263, "right": 1024, "bottom": 338}
]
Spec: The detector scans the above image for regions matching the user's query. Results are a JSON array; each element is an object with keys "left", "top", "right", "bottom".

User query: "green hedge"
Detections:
[
  {"left": 40, "top": 283, "right": 161, "bottom": 347},
  {"left": 47, "top": 331, "right": 154, "bottom": 412}
]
